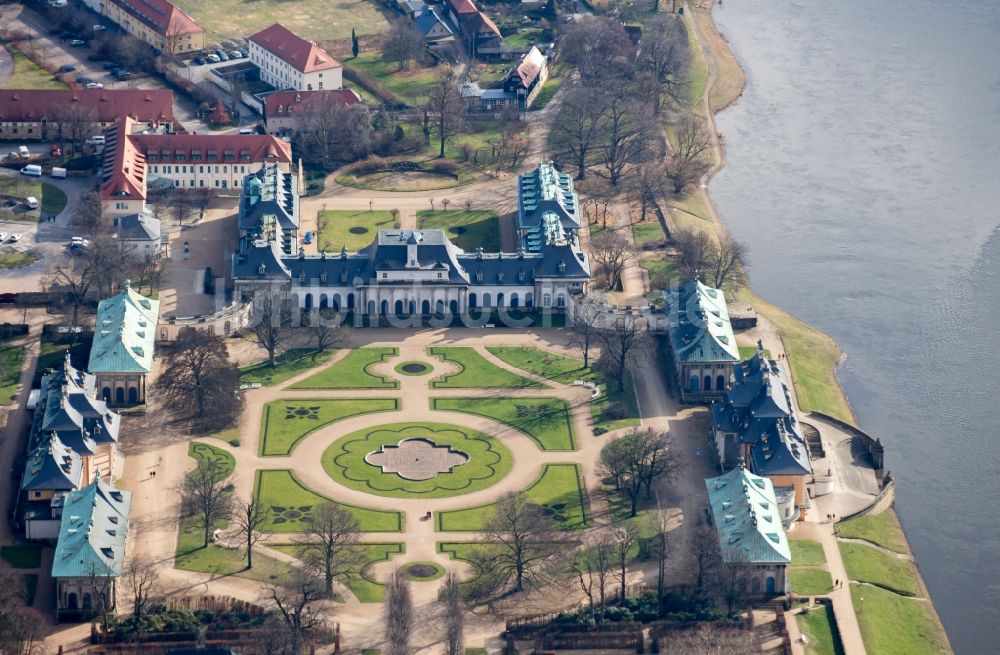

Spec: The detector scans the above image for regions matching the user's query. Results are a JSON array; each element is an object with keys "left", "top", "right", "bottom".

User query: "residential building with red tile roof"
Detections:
[
  {"left": 100, "top": 116, "right": 293, "bottom": 217},
  {"left": 262, "top": 89, "right": 361, "bottom": 136},
  {"left": 249, "top": 23, "right": 343, "bottom": 92},
  {"left": 444, "top": 0, "right": 503, "bottom": 57},
  {"left": 83, "top": 0, "right": 206, "bottom": 54},
  {"left": 0, "top": 89, "right": 173, "bottom": 142}
]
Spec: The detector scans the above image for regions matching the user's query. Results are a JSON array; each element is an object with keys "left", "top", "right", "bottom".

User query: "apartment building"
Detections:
[{"left": 249, "top": 23, "right": 343, "bottom": 92}]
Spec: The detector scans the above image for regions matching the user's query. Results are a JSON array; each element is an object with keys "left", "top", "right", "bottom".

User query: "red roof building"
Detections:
[
  {"left": 97, "top": 0, "right": 205, "bottom": 53},
  {"left": 262, "top": 89, "right": 361, "bottom": 136},
  {"left": 444, "top": 0, "right": 502, "bottom": 56},
  {"left": 0, "top": 89, "right": 173, "bottom": 141},
  {"left": 249, "top": 24, "right": 344, "bottom": 92}
]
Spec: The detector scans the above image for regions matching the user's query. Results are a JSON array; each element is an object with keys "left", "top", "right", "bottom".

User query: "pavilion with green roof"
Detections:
[
  {"left": 87, "top": 281, "right": 160, "bottom": 405},
  {"left": 705, "top": 465, "right": 791, "bottom": 596}
]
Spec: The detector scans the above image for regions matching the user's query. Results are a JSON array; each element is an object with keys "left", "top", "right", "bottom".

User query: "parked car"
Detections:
[
  {"left": 93, "top": 25, "right": 106, "bottom": 31},
  {"left": 76, "top": 75, "right": 93, "bottom": 84},
  {"left": 215, "top": 50, "right": 229, "bottom": 61},
  {"left": 238, "top": 49, "right": 249, "bottom": 58},
  {"left": 193, "top": 56, "right": 206, "bottom": 65},
  {"left": 0, "top": 233, "right": 7, "bottom": 241},
  {"left": 69, "top": 39, "right": 86, "bottom": 47},
  {"left": 114, "top": 71, "right": 134, "bottom": 80},
  {"left": 51, "top": 167, "right": 67, "bottom": 178},
  {"left": 50, "top": 0, "right": 68, "bottom": 7},
  {"left": 86, "top": 135, "right": 106, "bottom": 146},
  {"left": 50, "top": 144, "right": 61, "bottom": 156},
  {"left": 229, "top": 50, "right": 242, "bottom": 59},
  {"left": 18, "top": 145, "right": 29, "bottom": 158},
  {"left": 20, "top": 165, "right": 42, "bottom": 177},
  {"left": 10, "top": 234, "right": 22, "bottom": 242},
  {"left": 84, "top": 82, "right": 104, "bottom": 89},
  {"left": 57, "top": 64, "right": 76, "bottom": 73},
  {"left": 24, "top": 197, "right": 38, "bottom": 210},
  {"left": 206, "top": 54, "right": 220, "bottom": 63}
]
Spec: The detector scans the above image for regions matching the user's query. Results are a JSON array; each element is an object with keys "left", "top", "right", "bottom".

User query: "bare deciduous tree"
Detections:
[
  {"left": 638, "top": 14, "right": 692, "bottom": 113},
  {"left": 597, "top": 91, "right": 651, "bottom": 187},
  {"left": 236, "top": 497, "right": 269, "bottom": 570},
  {"left": 303, "top": 310, "right": 346, "bottom": 359},
  {"left": 569, "top": 290, "right": 607, "bottom": 368},
  {"left": 706, "top": 232, "right": 748, "bottom": 291},
  {"left": 614, "top": 525, "right": 635, "bottom": 601},
  {"left": 123, "top": 555, "right": 160, "bottom": 630},
  {"left": 589, "top": 232, "right": 636, "bottom": 291},
  {"left": 264, "top": 569, "right": 327, "bottom": 655},
  {"left": 548, "top": 86, "right": 605, "bottom": 180},
  {"left": 180, "top": 457, "right": 233, "bottom": 548},
  {"left": 425, "top": 67, "right": 464, "bottom": 159},
  {"left": 71, "top": 190, "right": 104, "bottom": 235},
  {"left": 661, "top": 624, "right": 755, "bottom": 655},
  {"left": 569, "top": 537, "right": 615, "bottom": 623},
  {"left": 560, "top": 17, "right": 635, "bottom": 83},
  {"left": 442, "top": 572, "right": 464, "bottom": 655},
  {"left": 301, "top": 503, "right": 363, "bottom": 596},
  {"left": 244, "top": 294, "right": 291, "bottom": 367},
  {"left": 599, "top": 428, "right": 683, "bottom": 516},
  {"left": 295, "top": 102, "right": 374, "bottom": 169},
  {"left": 477, "top": 492, "right": 563, "bottom": 593},
  {"left": 384, "top": 568, "right": 413, "bottom": 655},
  {"left": 156, "top": 327, "right": 243, "bottom": 429},
  {"left": 673, "top": 227, "right": 714, "bottom": 278},
  {"left": 383, "top": 17, "right": 425, "bottom": 71},
  {"left": 691, "top": 524, "right": 720, "bottom": 593},
  {"left": 0, "top": 562, "right": 42, "bottom": 654}
]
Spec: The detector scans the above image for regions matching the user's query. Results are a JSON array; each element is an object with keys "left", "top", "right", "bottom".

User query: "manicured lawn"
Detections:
[
  {"left": 836, "top": 511, "right": 909, "bottom": 553},
  {"left": 0, "top": 253, "right": 39, "bottom": 270},
  {"left": 291, "top": 347, "right": 399, "bottom": 390},
  {"left": 322, "top": 422, "right": 512, "bottom": 498},
  {"left": 851, "top": 585, "right": 951, "bottom": 655},
  {"left": 432, "top": 397, "right": 576, "bottom": 451},
  {"left": 4, "top": 45, "right": 66, "bottom": 90},
  {"left": 0, "top": 344, "right": 24, "bottom": 403},
  {"left": 335, "top": 164, "right": 473, "bottom": 192},
  {"left": 790, "top": 539, "right": 827, "bottom": 566},
  {"left": 437, "top": 464, "right": 588, "bottom": 531},
  {"left": 415, "top": 210, "right": 500, "bottom": 251},
  {"left": 790, "top": 568, "right": 834, "bottom": 595},
  {"left": 739, "top": 345, "right": 773, "bottom": 361},
  {"left": 171, "top": 0, "right": 389, "bottom": 42},
  {"left": 346, "top": 52, "right": 439, "bottom": 106},
  {"left": 0, "top": 544, "right": 41, "bottom": 569},
  {"left": 317, "top": 210, "right": 399, "bottom": 252},
  {"left": 429, "top": 347, "right": 541, "bottom": 389},
  {"left": 531, "top": 77, "right": 561, "bottom": 110},
  {"left": 199, "top": 426, "right": 241, "bottom": 446},
  {"left": 640, "top": 257, "right": 678, "bottom": 291},
  {"left": 0, "top": 178, "right": 67, "bottom": 217},
  {"left": 41, "top": 183, "right": 68, "bottom": 214},
  {"left": 34, "top": 336, "right": 92, "bottom": 386},
  {"left": 272, "top": 542, "right": 404, "bottom": 603},
  {"left": 254, "top": 469, "right": 402, "bottom": 533},
  {"left": 797, "top": 604, "right": 844, "bottom": 655},
  {"left": 259, "top": 398, "right": 399, "bottom": 456},
  {"left": 239, "top": 348, "right": 336, "bottom": 387},
  {"left": 503, "top": 28, "right": 544, "bottom": 49},
  {"left": 485, "top": 345, "right": 641, "bottom": 433},
  {"left": 189, "top": 441, "right": 235, "bottom": 478},
  {"left": 840, "top": 542, "right": 920, "bottom": 597},
  {"left": 632, "top": 220, "right": 666, "bottom": 247}
]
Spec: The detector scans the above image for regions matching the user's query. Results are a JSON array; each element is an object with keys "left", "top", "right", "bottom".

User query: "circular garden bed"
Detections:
[
  {"left": 349, "top": 226, "right": 369, "bottom": 234},
  {"left": 402, "top": 562, "right": 445, "bottom": 581},
  {"left": 322, "top": 422, "right": 512, "bottom": 498},
  {"left": 394, "top": 361, "right": 431, "bottom": 376}
]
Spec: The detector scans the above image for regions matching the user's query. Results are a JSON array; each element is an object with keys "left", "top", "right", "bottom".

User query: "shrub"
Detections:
[
  {"left": 228, "top": 438, "right": 240, "bottom": 447},
  {"left": 429, "top": 159, "right": 457, "bottom": 175},
  {"left": 393, "top": 125, "right": 405, "bottom": 141},
  {"left": 594, "top": 427, "right": 607, "bottom": 436},
  {"left": 602, "top": 401, "right": 627, "bottom": 421},
  {"left": 354, "top": 155, "right": 387, "bottom": 174},
  {"left": 460, "top": 144, "right": 473, "bottom": 162}
]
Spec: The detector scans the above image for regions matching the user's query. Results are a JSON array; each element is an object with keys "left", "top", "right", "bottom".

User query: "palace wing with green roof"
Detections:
[
  {"left": 664, "top": 278, "right": 740, "bottom": 364},
  {"left": 51, "top": 479, "right": 131, "bottom": 579},
  {"left": 88, "top": 282, "right": 159, "bottom": 374},
  {"left": 706, "top": 467, "right": 791, "bottom": 564}
]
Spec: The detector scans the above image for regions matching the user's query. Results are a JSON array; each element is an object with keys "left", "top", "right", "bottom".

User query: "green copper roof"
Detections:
[
  {"left": 88, "top": 282, "right": 159, "bottom": 374},
  {"left": 51, "top": 479, "right": 131, "bottom": 578},
  {"left": 705, "top": 466, "right": 791, "bottom": 564},
  {"left": 665, "top": 278, "right": 740, "bottom": 363}
]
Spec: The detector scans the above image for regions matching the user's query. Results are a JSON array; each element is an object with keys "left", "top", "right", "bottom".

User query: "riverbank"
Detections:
[{"left": 683, "top": 1, "right": 952, "bottom": 652}]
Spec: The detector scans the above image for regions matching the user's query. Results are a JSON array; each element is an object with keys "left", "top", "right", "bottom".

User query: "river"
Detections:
[{"left": 709, "top": 0, "right": 1000, "bottom": 651}]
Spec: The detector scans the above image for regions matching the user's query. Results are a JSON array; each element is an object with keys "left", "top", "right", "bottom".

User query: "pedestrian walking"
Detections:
[{"left": 834, "top": 579, "right": 839, "bottom": 589}]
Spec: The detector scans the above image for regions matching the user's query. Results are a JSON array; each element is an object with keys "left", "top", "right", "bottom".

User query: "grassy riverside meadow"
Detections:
[
  {"left": 258, "top": 398, "right": 400, "bottom": 456},
  {"left": 254, "top": 469, "right": 403, "bottom": 533},
  {"left": 796, "top": 603, "right": 843, "bottom": 655},
  {"left": 436, "top": 463, "right": 588, "bottom": 531},
  {"left": 431, "top": 397, "right": 576, "bottom": 451},
  {"left": 291, "top": 347, "right": 399, "bottom": 390},
  {"left": 685, "top": 2, "right": 949, "bottom": 650},
  {"left": 271, "top": 543, "right": 404, "bottom": 603},
  {"left": 321, "top": 422, "right": 513, "bottom": 498}
]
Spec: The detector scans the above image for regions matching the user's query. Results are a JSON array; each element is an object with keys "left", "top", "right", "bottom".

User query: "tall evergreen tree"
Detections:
[{"left": 351, "top": 28, "right": 360, "bottom": 58}]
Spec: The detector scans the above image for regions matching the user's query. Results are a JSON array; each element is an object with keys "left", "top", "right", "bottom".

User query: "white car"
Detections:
[
  {"left": 84, "top": 82, "right": 104, "bottom": 89},
  {"left": 11, "top": 234, "right": 22, "bottom": 242},
  {"left": 0, "top": 232, "right": 7, "bottom": 241}
]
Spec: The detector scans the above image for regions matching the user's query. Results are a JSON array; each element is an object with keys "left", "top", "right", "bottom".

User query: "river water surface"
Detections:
[{"left": 710, "top": 0, "right": 1000, "bottom": 651}]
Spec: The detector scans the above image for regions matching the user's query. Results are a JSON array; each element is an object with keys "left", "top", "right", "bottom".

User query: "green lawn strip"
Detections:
[
  {"left": 437, "top": 464, "right": 589, "bottom": 531},
  {"left": 796, "top": 603, "right": 844, "bottom": 655},
  {"left": 429, "top": 347, "right": 541, "bottom": 389},
  {"left": 188, "top": 441, "right": 235, "bottom": 477},
  {"left": 0, "top": 179, "right": 67, "bottom": 216},
  {"left": 41, "top": 183, "right": 68, "bottom": 214},
  {"left": 0, "top": 253, "right": 39, "bottom": 270},
  {"left": 431, "top": 397, "right": 576, "bottom": 451},
  {"left": 317, "top": 210, "right": 399, "bottom": 252},
  {"left": 640, "top": 257, "right": 678, "bottom": 291},
  {"left": 4, "top": 45, "right": 66, "bottom": 89},
  {"left": 271, "top": 542, "right": 404, "bottom": 603},
  {"left": 738, "top": 346, "right": 773, "bottom": 360},
  {"left": 531, "top": 77, "right": 561, "bottom": 110},
  {"left": 790, "top": 568, "right": 834, "bottom": 595},
  {"left": 485, "top": 345, "right": 640, "bottom": 432},
  {"left": 0, "top": 344, "right": 25, "bottom": 403},
  {"left": 291, "top": 347, "right": 399, "bottom": 390},
  {"left": 835, "top": 512, "right": 909, "bottom": 554},
  {"left": 850, "top": 585, "right": 951, "bottom": 655},
  {"left": 194, "top": 426, "right": 240, "bottom": 446},
  {"left": 839, "top": 542, "right": 920, "bottom": 597},
  {"left": 322, "top": 422, "right": 512, "bottom": 498},
  {"left": 171, "top": 0, "right": 388, "bottom": 42},
  {"left": 0, "top": 544, "right": 42, "bottom": 569},
  {"left": 239, "top": 348, "right": 336, "bottom": 387},
  {"left": 503, "top": 28, "right": 543, "bottom": 49},
  {"left": 631, "top": 220, "right": 666, "bottom": 247},
  {"left": 415, "top": 210, "right": 500, "bottom": 251},
  {"left": 254, "top": 469, "right": 402, "bottom": 533},
  {"left": 346, "top": 52, "right": 438, "bottom": 105},
  {"left": 259, "top": 398, "right": 400, "bottom": 457},
  {"left": 790, "top": 539, "right": 827, "bottom": 566}
]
